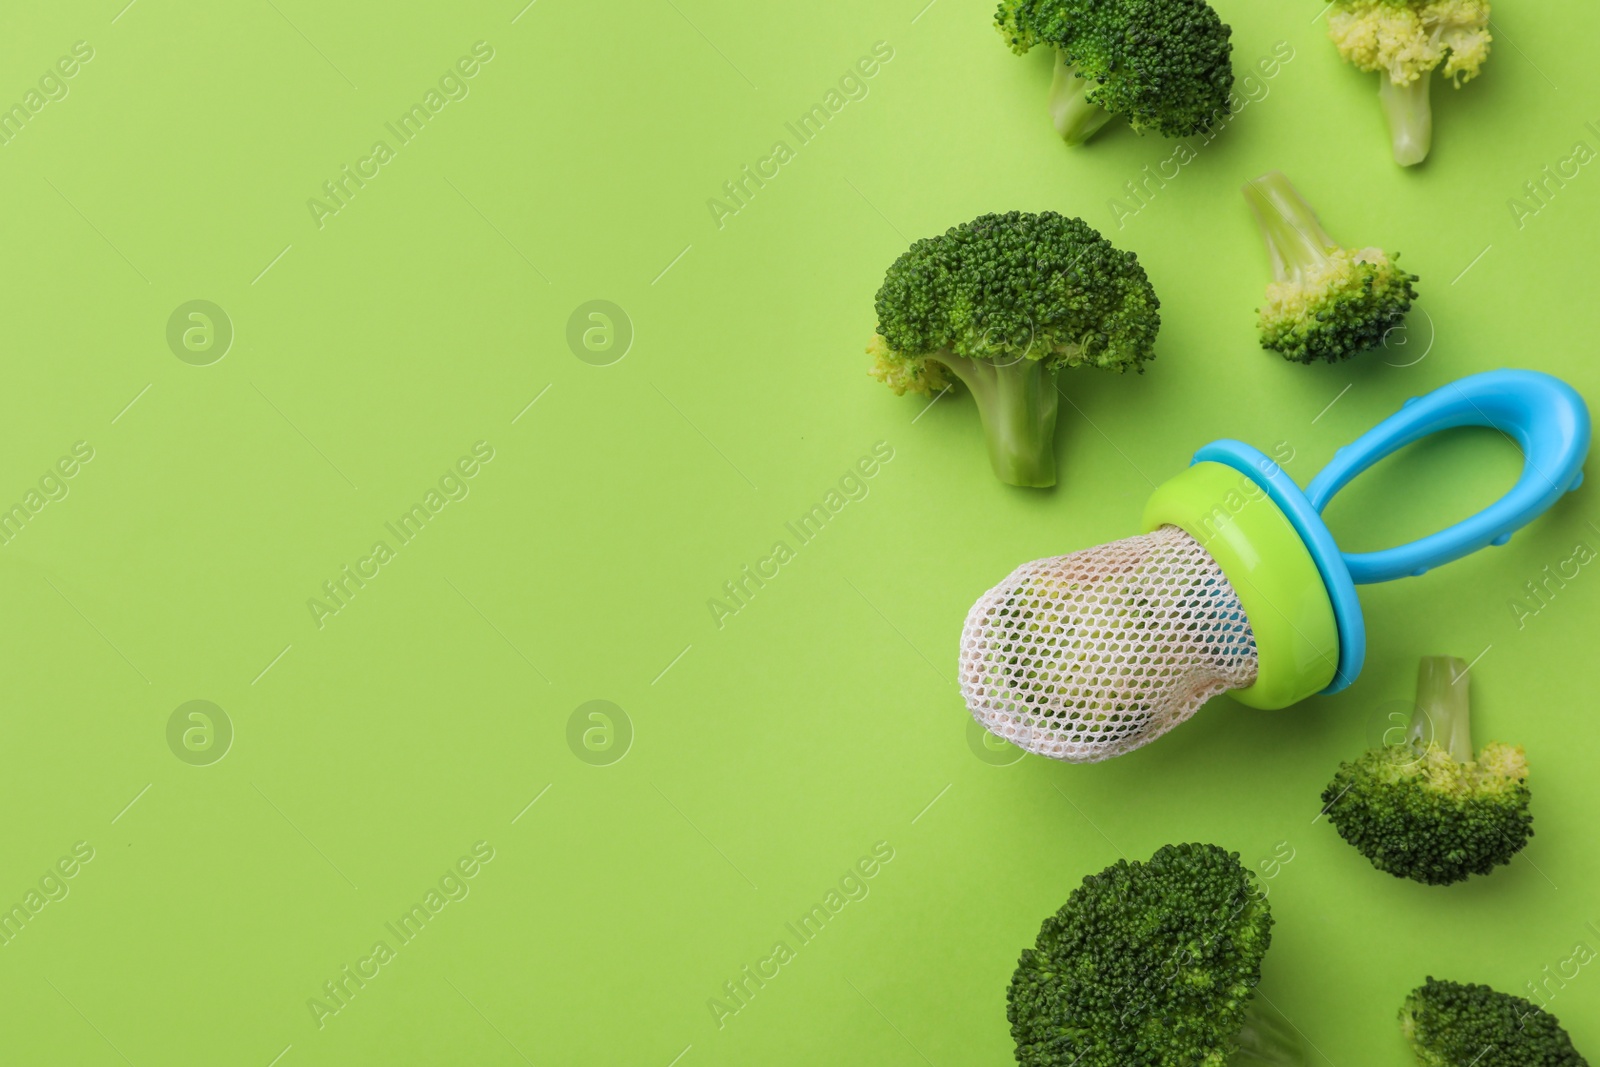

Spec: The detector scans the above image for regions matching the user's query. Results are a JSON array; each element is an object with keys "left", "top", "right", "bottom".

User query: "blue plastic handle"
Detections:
[{"left": 1305, "top": 369, "right": 1590, "bottom": 584}]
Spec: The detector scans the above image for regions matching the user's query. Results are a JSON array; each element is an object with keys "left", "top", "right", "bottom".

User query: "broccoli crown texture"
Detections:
[
  {"left": 996, "top": 0, "right": 1234, "bottom": 137},
  {"left": 1328, "top": 0, "right": 1491, "bottom": 85},
  {"left": 1008, "top": 843, "right": 1272, "bottom": 1067},
  {"left": 868, "top": 211, "right": 1158, "bottom": 487},
  {"left": 1243, "top": 171, "right": 1417, "bottom": 364},
  {"left": 1322, "top": 741, "right": 1532, "bottom": 885},
  {"left": 1258, "top": 247, "right": 1418, "bottom": 363},
  {"left": 870, "top": 210, "right": 1159, "bottom": 395},
  {"left": 1400, "top": 978, "right": 1588, "bottom": 1067}
]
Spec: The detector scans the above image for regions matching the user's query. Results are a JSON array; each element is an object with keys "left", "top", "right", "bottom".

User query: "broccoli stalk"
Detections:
[
  {"left": 1048, "top": 52, "right": 1114, "bottom": 145},
  {"left": 1232, "top": 996, "right": 1308, "bottom": 1065},
  {"left": 1243, "top": 170, "right": 1418, "bottom": 363},
  {"left": 1379, "top": 74, "right": 1433, "bottom": 167},
  {"left": 929, "top": 350, "right": 1060, "bottom": 486},
  {"left": 1410, "top": 655, "right": 1472, "bottom": 761},
  {"left": 1320, "top": 655, "right": 1533, "bottom": 885},
  {"left": 1243, "top": 171, "right": 1340, "bottom": 287}
]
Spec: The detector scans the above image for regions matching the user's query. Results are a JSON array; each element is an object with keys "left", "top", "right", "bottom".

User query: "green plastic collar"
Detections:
[{"left": 1142, "top": 462, "right": 1338, "bottom": 709}]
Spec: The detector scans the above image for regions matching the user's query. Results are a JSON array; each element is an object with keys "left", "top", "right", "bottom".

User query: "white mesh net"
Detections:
[{"left": 959, "top": 524, "right": 1260, "bottom": 762}]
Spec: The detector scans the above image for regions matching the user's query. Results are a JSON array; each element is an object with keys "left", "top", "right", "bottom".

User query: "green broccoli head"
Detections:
[
  {"left": 1009, "top": 843, "right": 1298, "bottom": 1067},
  {"left": 869, "top": 210, "right": 1159, "bottom": 487},
  {"left": 1255, "top": 247, "right": 1418, "bottom": 363},
  {"left": 1325, "top": 0, "right": 1492, "bottom": 164},
  {"left": 1322, "top": 742, "right": 1531, "bottom": 884},
  {"left": 997, "top": 0, "right": 1234, "bottom": 143},
  {"left": 1243, "top": 171, "right": 1417, "bottom": 364},
  {"left": 1321, "top": 657, "right": 1532, "bottom": 885},
  {"left": 1400, "top": 978, "right": 1588, "bottom": 1067}
]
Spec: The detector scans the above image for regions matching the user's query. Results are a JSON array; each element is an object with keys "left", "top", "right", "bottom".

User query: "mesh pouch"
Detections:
[{"left": 959, "top": 524, "right": 1259, "bottom": 762}]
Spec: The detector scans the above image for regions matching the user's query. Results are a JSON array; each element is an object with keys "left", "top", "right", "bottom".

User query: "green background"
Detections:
[{"left": 1, "top": 0, "right": 1596, "bottom": 1062}]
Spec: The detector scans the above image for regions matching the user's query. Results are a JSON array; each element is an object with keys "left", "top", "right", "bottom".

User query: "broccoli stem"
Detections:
[
  {"left": 1241, "top": 171, "right": 1337, "bottom": 283},
  {"left": 936, "top": 351, "right": 1060, "bottom": 487},
  {"left": 1049, "top": 51, "right": 1114, "bottom": 145},
  {"left": 1230, "top": 996, "right": 1307, "bottom": 1066},
  {"left": 1379, "top": 74, "right": 1432, "bottom": 167},
  {"left": 1409, "top": 656, "right": 1473, "bottom": 761}
]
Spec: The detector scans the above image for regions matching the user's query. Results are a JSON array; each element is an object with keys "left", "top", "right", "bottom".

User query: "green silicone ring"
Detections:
[{"left": 1141, "top": 462, "right": 1339, "bottom": 709}]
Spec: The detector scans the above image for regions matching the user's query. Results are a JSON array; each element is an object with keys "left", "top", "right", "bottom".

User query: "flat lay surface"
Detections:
[{"left": 1, "top": 0, "right": 1596, "bottom": 1062}]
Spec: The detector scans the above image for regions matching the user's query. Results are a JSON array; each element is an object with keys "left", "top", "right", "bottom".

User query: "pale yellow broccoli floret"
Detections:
[
  {"left": 867, "top": 333, "right": 953, "bottom": 398},
  {"left": 1328, "top": 0, "right": 1491, "bottom": 85},
  {"left": 1474, "top": 740, "right": 1530, "bottom": 790},
  {"left": 1400, "top": 741, "right": 1526, "bottom": 797},
  {"left": 1433, "top": 4, "right": 1492, "bottom": 83}
]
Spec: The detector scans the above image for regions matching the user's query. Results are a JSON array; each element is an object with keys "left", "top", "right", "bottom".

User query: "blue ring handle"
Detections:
[{"left": 1305, "top": 369, "right": 1590, "bottom": 585}]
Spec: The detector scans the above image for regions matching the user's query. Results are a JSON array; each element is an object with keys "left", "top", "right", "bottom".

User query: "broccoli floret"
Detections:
[
  {"left": 1321, "top": 656, "right": 1532, "bottom": 886},
  {"left": 1243, "top": 171, "right": 1417, "bottom": 364},
  {"left": 1326, "top": 0, "right": 1492, "bottom": 165},
  {"left": 869, "top": 210, "right": 1159, "bottom": 488},
  {"left": 997, "top": 0, "right": 1234, "bottom": 144},
  {"left": 1400, "top": 978, "right": 1588, "bottom": 1067},
  {"left": 1009, "top": 843, "right": 1308, "bottom": 1066}
]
